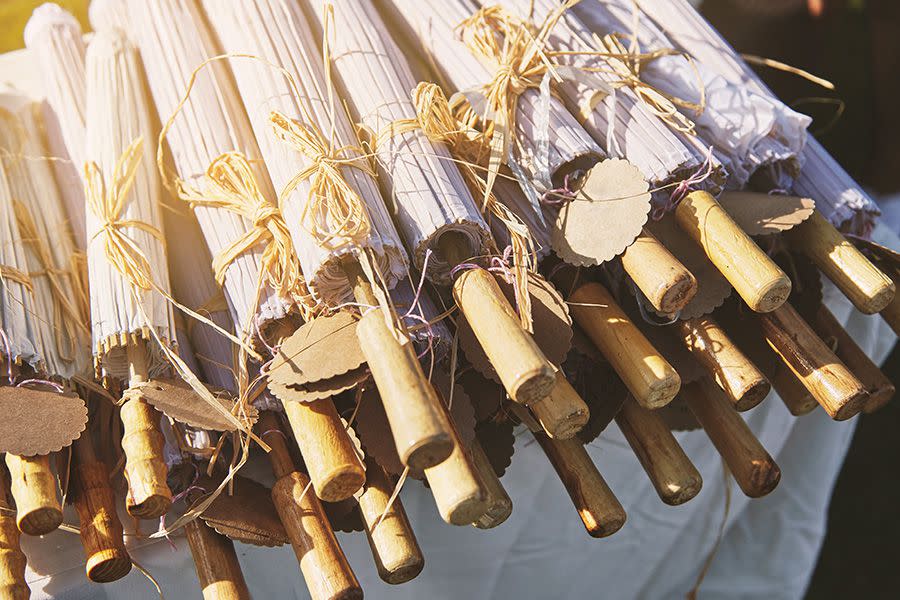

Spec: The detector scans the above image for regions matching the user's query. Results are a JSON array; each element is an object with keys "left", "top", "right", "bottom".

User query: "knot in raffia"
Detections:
[{"left": 270, "top": 110, "right": 373, "bottom": 252}]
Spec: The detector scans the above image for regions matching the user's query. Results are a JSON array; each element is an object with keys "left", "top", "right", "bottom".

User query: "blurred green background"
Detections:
[{"left": 0, "top": 0, "right": 88, "bottom": 53}]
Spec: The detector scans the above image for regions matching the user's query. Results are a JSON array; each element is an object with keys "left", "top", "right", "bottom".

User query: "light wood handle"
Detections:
[
  {"left": 4, "top": 453, "right": 63, "bottom": 535},
  {"left": 788, "top": 210, "right": 895, "bottom": 314},
  {"left": 772, "top": 365, "right": 819, "bottom": 416},
  {"left": 185, "top": 519, "right": 251, "bottom": 600},
  {"left": 534, "top": 433, "right": 626, "bottom": 538},
  {"left": 529, "top": 371, "right": 590, "bottom": 439},
  {"left": 881, "top": 269, "right": 900, "bottom": 335},
  {"left": 0, "top": 465, "right": 29, "bottom": 600},
  {"left": 469, "top": 438, "right": 513, "bottom": 530},
  {"left": 569, "top": 281, "right": 680, "bottom": 408},
  {"left": 675, "top": 191, "right": 791, "bottom": 312},
  {"left": 809, "top": 304, "right": 895, "bottom": 413},
  {"left": 452, "top": 268, "right": 556, "bottom": 404},
  {"left": 621, "top": 228, "right": 698, "bottom": 314},
  {"left": 678, "top": 316, "right": 771, "bottom": 411},
  {"left": 757, "top": 303, "right": 868, "bottom": 420},
  {"left": 282, "top": 399, "right": 366, "bottom": 502},
  {"left": 682, "top": 380, "right": 781, "bottom": 498},
  {"left": 72, "top": 435, "right": 132, "bottom": 583},
  {"left": 357, "top": 458, "right": 424, "bottom": 584},
  {"left": 614, "top": 396, "right": 702, "bottom": 506}
]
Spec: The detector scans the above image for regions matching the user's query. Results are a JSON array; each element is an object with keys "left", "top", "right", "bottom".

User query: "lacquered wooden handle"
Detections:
[
  {"left": 772, "top": 365, "right": 819, "bottom": 416},
  {"left": 357, "top": 458, "right": 424, "bottom": 584},
  {"left": 678, "top": 316, "right": 771, "bottom": 411},
  {"left": 569, "top": 281, "right": 680, "bottom": 408},
  {"left": 4, "top": 453, "right": 63, "bottom": 536},
  {"left": 529, "top": 371, "right": 590, "bottom": 440},
  {"left": 0, "top": 465, "right": 29, "bottom": 600},
  {"left": 757, "top": 302, "right": 868, "bottom": 420},
  {"left": 621, "top": 228, "right": 698, "bottom": 314},
  {"left": 534, "top": 433, "right": 626, "bottom": 538},
  {"left": 880, "top": 269, "right": 900, "bottom": 335},
  {"left": 614, "top": 396, "right": 702, "bottom": 506},
  {"left": 452, "top": 268, "right": 556, "bottom": 404},
  {"left": 675, "top": 191, "right": 791, "bottom": 312},
  {"left": 72, "top": 435, "right": 132, "bottom": 583},
  {"left": 185, "top": 519, "right": 251, "bottom": 600},
  {"left": 469, "top": 438, "right": 513, "bottom": 530},
  {"left": 681, "top": 380, "right": 781, "bottom": 498},
  {"left": 789, "top": 210, "right": 895, "bottom": 314}
]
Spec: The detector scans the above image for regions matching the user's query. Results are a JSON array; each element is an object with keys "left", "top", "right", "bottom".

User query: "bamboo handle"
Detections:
[
  {"left": 788, "top": 210, "right": 895, "bottom": 314},
  {"left": 809, "top": 304, "right": 895, "bottom": 413},
  {"left": 569, "top": 281, "right": 681, "bottom": 408},
  {"left": 357, "top": 458, "right": 424, "bottom": 584},
  {"left": 469, "top": 438, "right": 513, "bottom": 530},
  {"left": 675, "top": 191, "right": 791, "bottom": 312},
  {"left": 757, "top": 302, "right": 868, "bottom": 420},
  {"left": 534, "top": 433, "right": 626, "bottom": 538},
  {"left": 185, "top": 519, "right": 251, "bottom": 600},
  {"left": 259, "top": 413, "right": 362, "bottom": 600},
  {"left": 345, "top": 259, "right": 453, "bottom": 471},
  {"left": 0, "top": 465, "right": 29, "bottom": 600},
  {"left": 682, "top": 380, "right": 781, "bottom": 498},
  {"left": 678, "top": 316, "right": 771, "bottom": 411},
  {"left": 121, "top": 343, "right": 171, "bottom": 519},
  {"left": 529, "top": 371, "right": 590, "bottom": 439},
  {"left": 621, "top": 228, "right": 698, "bottom": 314},
  {"left": 614, "top": 396, "right": 702, "bottom": 506},
  {"left": 71, "top": 434, "right": 132, "bottom": 583},
  {"left": 4, "top": 453, "right": 63, "bottom": 535}
]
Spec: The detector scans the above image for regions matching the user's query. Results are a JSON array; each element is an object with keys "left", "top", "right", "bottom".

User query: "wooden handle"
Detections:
[
  {"left": 678, "top": 316, "right": 771, "bottom": 411},
  {"left": 469, "top": 438, "right": 513, "bottom": 530},
  {"left": 681, "top": 380, "right": 781, "bottom": 498},
  {"left": 880, "top": 269, "right": 900, "bottom": 335},
  {"left": 534, "top": 433, "right": 626, "bottom": 538},
  {"left": 4, "top": 453, "right": 63, "bottom": 535},
  {"left": 529, "top": 371, "right": 590, "bottom": 439},
  {"left": 757, "top": 302, "right": 868, "bottom": 420},
  {"left": 422, "top": 407, "right": 488, "bottom": 526},
  {"left": 282, "top": 399, "right": 366, "bottom": 502},
  {"left": 621, "top": 228, "right": 698, "bottom": 314},
  {"left": 788, "top": 210, "right": 895, "bottom": 314},
  {"left": 569, "top": 281, "right": 680, "bottom": 408},
  {"left": 0, "top": 465, "right": 29, "bottom": 600},
  {"left": 121, "top": 343, "right": 171, "bottom": 519},
  {"left": 259, "top": 413, "right": 362, "bottom": 600},
  {"left": 809, "top": 304, "right": 895, "bottom": 413},
  {"left": 357, "top": 458, "right": 424, "bottom": 584},
  {"left": 675, "top": 191, "right": 791, "bottom": 312},
  {"left": 772, "top": 365, "right": 820, "bottom": 416},
  {"left": 71, "top": 434, "right": 132, "bottom": 583},
  {"left": 614, "top": 396, "right": 702, "bottom": 506},
  {"left": 185, "top": 519, "right": 251, "bottom": 600}
]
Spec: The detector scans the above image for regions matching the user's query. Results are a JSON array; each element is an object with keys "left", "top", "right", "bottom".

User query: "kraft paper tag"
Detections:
[{"left": 0, "top": 386, "right": 87, "bottom": 455}]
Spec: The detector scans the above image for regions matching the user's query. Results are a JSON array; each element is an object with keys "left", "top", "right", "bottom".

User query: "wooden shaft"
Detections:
[
  {"left": 809, "top": 304, "right": 895, "bottom": 413},
  {"left": 534, "top": 433, "right": 626, "bottom": 538},
  {"left": 71, "top": 434, "right": 132, "bottom": 583},
  {"left": 788, "top": 210, "right": 895, "bottom": 314},
  {"left": 757, "top": 303, "right": 868, "bottom": 421},
  {"left": 121, "top": 342, "right": 171, "bottom": 519},
  {"left": 621, "top": 228, "right": 698, "bottom": 314},
  {"left": 344, "top": 258, "right": 453, "bottom": 471},
  {"left": 529, "top": 371, "right": 590, "bottom": 439},
  {"left": 357, "top": 458, "right": 424, "bottom": 584},
  {"left": 4, "top": 453, "right": 63, "bottom": 536},
  {"left": 614, "top": 396, "right": 702, "bottom": 506},
  {"left": 675, "top": 191, "right": 791, "bottom": 312},
  {"left": 185, "top": 519, "right": 251, "bottom": 600},
  {"left": 682, "top": 380, "right": 781, "bottom": 498},
  {"left": 772, "top": 365, "right": 820, "bottom": 416},
  {"left": 259, "top": 413, "right": 362, "bottom": 600},
  {"left": 0, "top": 465, "right": 29, "bottom": 600},
  {"left": 881, "top": 269, "right": 900, "bottom": 335},
  {"left": 469, "top": 438, "right": 513, "bottom": 530},
  {"left": 569, "top": 281, "right": 681, "bottom": 408},
  {"left": 678, "top": 316, "right": 771, "bottom": 411}
]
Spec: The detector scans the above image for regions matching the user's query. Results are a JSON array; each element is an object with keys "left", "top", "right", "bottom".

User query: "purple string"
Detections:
[
  {"left": 540, "top": 172, "right": 578, "bottom": 209},
  {"left": 159, "top": 462, "right": 206, "bottom": 551},
  {"left": 652, "top": 146, "right": 715, "bottom": 221}
]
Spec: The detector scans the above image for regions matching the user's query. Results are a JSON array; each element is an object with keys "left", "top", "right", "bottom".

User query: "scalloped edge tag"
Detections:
[{"left": 0, "top": 385, "right": 87, "bottom": 455}]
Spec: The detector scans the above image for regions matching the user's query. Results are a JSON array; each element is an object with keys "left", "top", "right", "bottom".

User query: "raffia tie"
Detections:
[
  {"left": 0, "top": 265, "right": 32, "bottom": 293},
  {"left": 84, "top": 137, "right": 165, "bottom": 291},
  {"left": 270, "top": 110, "right": 373, "bottom": 252}
]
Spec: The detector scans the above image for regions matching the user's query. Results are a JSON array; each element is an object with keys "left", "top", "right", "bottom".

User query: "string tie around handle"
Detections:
[{"left": 652, "top": 146, "right": 716, "bottom": 221}]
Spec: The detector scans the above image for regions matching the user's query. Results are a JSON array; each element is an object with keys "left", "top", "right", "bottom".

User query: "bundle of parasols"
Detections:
[{"left": 0, "top": 0, "right": 897, "bottom": 598}]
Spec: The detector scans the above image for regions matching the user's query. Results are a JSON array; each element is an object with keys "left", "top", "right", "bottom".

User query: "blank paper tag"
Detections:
[
  {"left": 718, "top": 192, "right": 815, "bottom": 236},
  {"left": 0, "top": 386, "right": 87, "bottom": 455}
]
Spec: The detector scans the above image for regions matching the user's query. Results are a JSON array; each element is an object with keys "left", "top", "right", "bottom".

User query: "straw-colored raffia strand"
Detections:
[{"left": 0, "top": 265, "right": 33, "bottom": 293}]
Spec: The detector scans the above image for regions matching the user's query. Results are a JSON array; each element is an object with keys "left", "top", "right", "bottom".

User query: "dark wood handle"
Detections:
[{"left": 185, "top": 519, "right": 251, "bottom": 600}]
